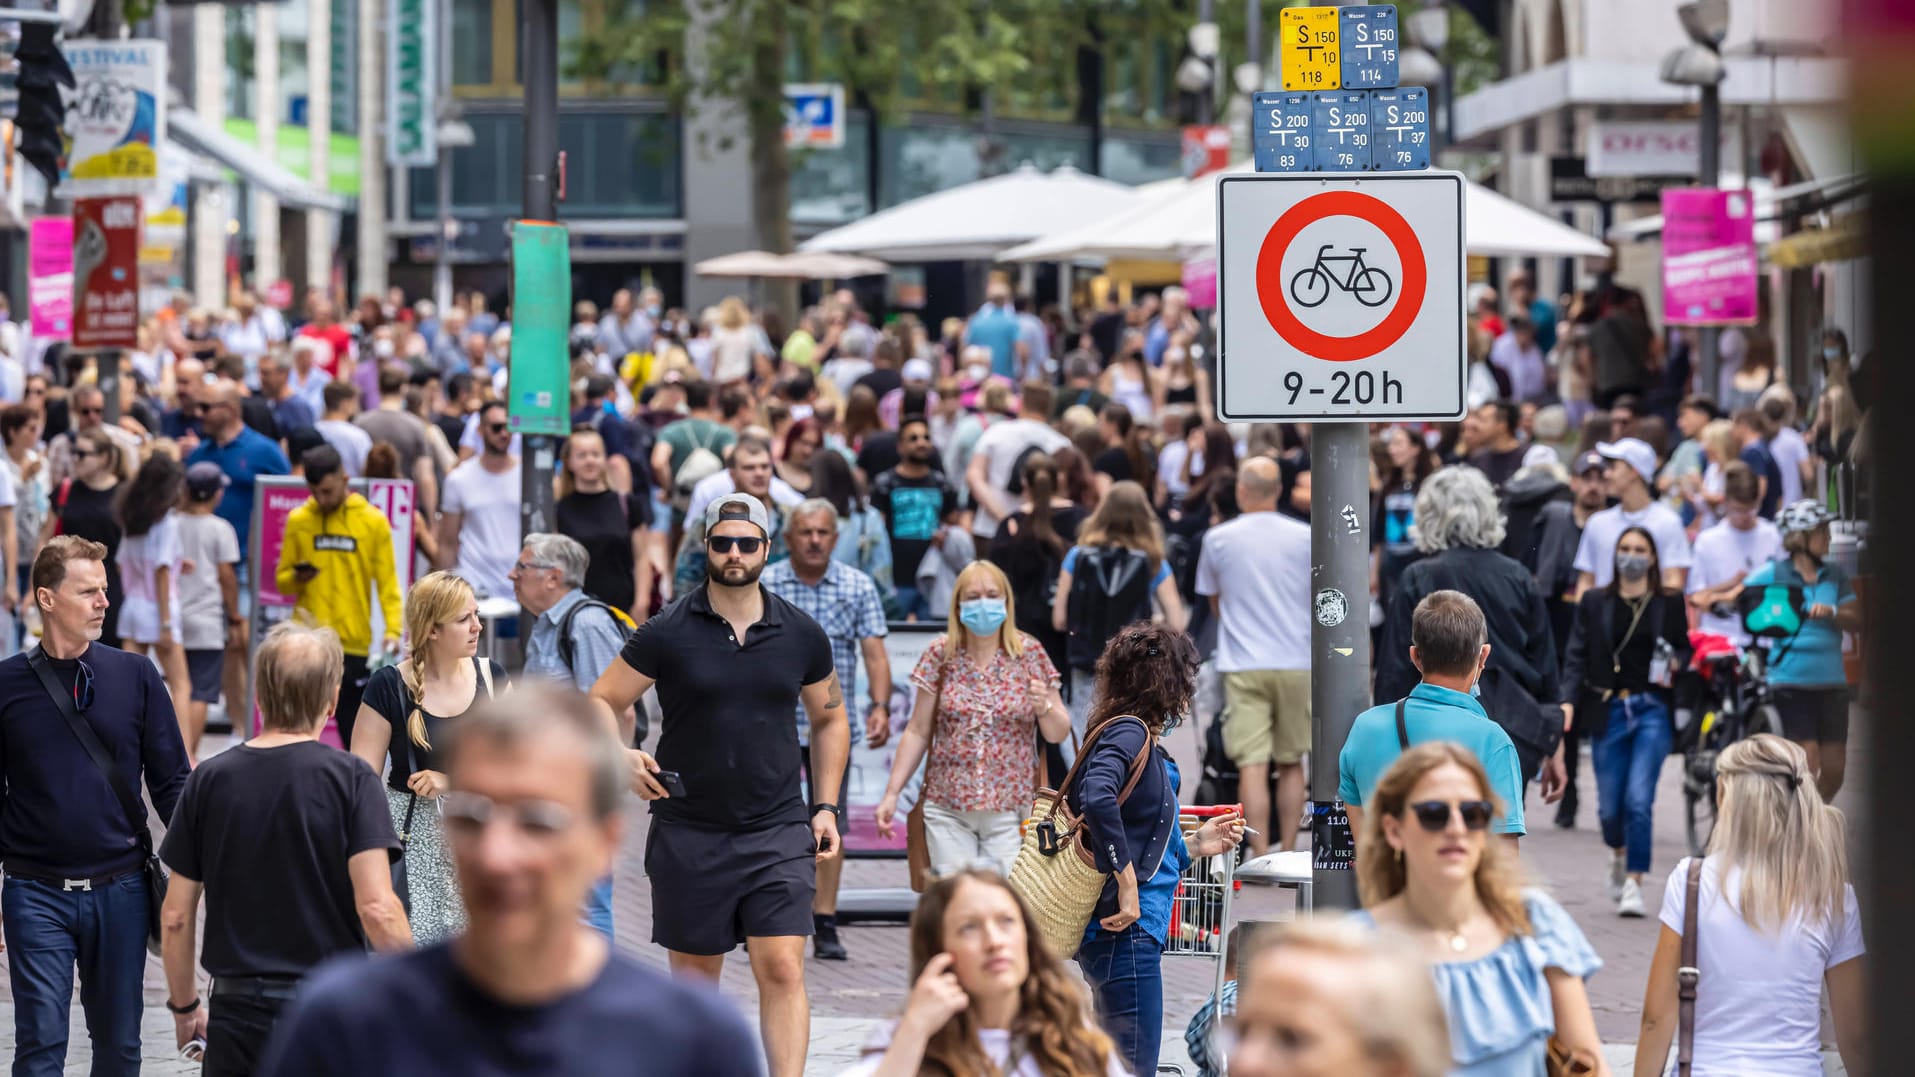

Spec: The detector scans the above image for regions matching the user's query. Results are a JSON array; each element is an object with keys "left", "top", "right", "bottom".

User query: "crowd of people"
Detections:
[{"left": 0, "top": 271, "right": 1869, "bottom": 1077}]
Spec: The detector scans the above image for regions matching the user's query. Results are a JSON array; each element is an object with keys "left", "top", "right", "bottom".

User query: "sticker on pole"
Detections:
[{"left": 1215, "top": 173, "right": 1465, "bottom": 422}]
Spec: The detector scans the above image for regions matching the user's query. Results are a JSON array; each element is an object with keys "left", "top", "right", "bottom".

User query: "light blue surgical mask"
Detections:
[
  {"left": 1823, "top": 345, "right": 1843, "bottom": 362},
  {"left": 959, "top": 598, "right": 1008, "bottom": 636}
]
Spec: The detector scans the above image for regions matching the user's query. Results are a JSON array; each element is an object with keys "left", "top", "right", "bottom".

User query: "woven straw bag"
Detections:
[{"left": 1009, "top": 715, "right": 1154, "bottom": 959}]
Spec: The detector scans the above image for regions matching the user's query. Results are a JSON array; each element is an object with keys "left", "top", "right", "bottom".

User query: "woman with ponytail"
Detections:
[
  {"left": 988, "top": 451, "right": 1089, "bottom": 675},
  {"left": 840, "top": 869, "right": 1124, "bottom": 1076},
  {"left": 1633, "top": 734, "right": 1865, "bottom": 1077},
  {"left": 351, "top": 571, "right": 506, "bottom": 942}
]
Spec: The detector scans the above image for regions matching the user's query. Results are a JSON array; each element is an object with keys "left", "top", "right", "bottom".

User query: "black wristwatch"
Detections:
[
  {"left": 811, "top": 803, "right": 842, "bottom": 818},
  {"left": 166, "top": 996, "right": 200, "bottom": 1015}
]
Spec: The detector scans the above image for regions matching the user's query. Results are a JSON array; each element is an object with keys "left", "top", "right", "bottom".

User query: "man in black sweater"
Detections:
[{"left": 0, "top": 535, "right": 191, "bottom": 1076}]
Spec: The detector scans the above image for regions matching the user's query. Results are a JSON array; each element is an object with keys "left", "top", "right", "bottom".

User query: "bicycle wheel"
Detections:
[
  {"left": 1684, "top": 771, "right": 1717, "bottom": 858},
  {"left": 1290, "top": 267, "right": 1331, "bottom": 308},
  {"left": 1352, "top": 266, "right": 1394, "bottom": 308}
]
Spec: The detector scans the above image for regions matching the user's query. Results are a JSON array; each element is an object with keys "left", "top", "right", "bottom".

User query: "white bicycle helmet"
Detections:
[{"left": 1775, "top": 499, "right": 1835, "bottom": 536}]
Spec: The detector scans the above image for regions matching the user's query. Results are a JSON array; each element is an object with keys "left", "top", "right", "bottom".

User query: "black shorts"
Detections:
[
  {"left": 797, "top": 744, "right": 851, "bottom": 815},
  {"left": 186, "top": 649, "right": 225, "bottom": 704},
  {"left": 1773, "top": 686, "right": 1850, "bottom": 744},
  {"left": 645, "top": 818, "right": 816, "bottom": 955}
]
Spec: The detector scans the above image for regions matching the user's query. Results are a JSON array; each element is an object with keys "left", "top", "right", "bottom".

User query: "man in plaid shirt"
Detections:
[{"left": 762, "top": 499, "right": 891, "bottom": 962}]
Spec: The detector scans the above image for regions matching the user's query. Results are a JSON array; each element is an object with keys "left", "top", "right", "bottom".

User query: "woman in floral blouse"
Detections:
[{"left": 876, "top": 559, "right": 1071, "bottom": 876}]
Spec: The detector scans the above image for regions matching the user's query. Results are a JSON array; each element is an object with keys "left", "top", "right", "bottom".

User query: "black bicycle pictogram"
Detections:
[{"left": 1289, "top": 244, "right": 1394, "bottom": 309}]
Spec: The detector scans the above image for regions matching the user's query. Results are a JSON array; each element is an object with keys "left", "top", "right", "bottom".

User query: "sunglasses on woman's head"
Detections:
[
  {"left": 1408, "top": 799, "right": 1494, "bottom": 832},
  {"left": 707, "top": 535, "right": 764, "bottom": 554}
]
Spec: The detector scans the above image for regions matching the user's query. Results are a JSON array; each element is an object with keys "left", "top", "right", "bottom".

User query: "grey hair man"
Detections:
[
  {"left": 254, "top": 685, "right": 758, "bottom": 1077},
  {"left": 1377, "top": 466, "right": 1566, "bottom": 803},
  {"left": 759, "top": 498, "right": 890, "bottom": 961},
  {"left": 160, "top": 621, "right": 411, "bottom": 1073},
  {"left": 512, "top": 532, "right": 634, "bottom": 943}
]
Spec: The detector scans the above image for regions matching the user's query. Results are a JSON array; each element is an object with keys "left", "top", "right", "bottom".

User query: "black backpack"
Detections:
[{"left": 1065, "top": 545, "right": 1156, "bottom": 672}]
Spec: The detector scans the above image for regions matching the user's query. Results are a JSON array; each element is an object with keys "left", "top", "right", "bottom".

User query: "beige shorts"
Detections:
[{"left": 1223, "top": 669, "right": 1313, "bottom": 766}]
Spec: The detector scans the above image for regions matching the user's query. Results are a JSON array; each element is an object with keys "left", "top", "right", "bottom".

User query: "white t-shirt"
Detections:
[
  {"left": 315, "top": 420, "right": 373, "bottom": 477},
  {"left": 0, "top": 461, "right": 16, "bottom": 508},
  {"left": 1686, "top": 519, "right": 1782, "bottom": 643},
  {"left": 1572, "top": 500, "right": 1694, "bottom": 588},
  {"left": 1660, "top": 856, "right": 1863, "bottom": 1077},
  {"left": 837, "top": 1024, "right": 1127, "bottom": 1077},
  {"left": 1195, "top": 510, "right": 1312, "bottom": 672},
  {"left": 119, "top": 512, "right": 183, "bottom": 643},
  {"left": 442, "top": 460, "right": 522, "bottom": 599},
  {"left": 1767, "top": 427, "right": 1810, "bottom": 507},
  {"left": 176, "top": 512, "right": 241, "bottom": 649},
  {"left": 969, "top": 418, "right": 1069, "bottom": 538},
  {"left": 1158, "top": 440, "right": 1191, "bottom": 498},
  {"left": 684, "top": 470, "right": 804, "bottom": 528}
]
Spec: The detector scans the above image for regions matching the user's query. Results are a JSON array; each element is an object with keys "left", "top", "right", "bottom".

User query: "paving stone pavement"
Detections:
[{"left": 0, "top": 700, "right": 1865, "bottom": 1074}]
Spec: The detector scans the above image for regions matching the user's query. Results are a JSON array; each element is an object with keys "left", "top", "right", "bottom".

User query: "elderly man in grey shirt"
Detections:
[{"left": 510, "top": 532, "right": 632, "bottom": 941}]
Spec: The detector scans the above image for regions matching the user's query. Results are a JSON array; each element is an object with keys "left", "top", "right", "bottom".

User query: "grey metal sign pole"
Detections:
[{"left": 1308, "top": 424, "right": 1370, "bottom": 910}]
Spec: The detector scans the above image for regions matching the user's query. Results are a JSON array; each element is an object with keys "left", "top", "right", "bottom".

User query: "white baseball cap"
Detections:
[{"left": 1595, "top": 438, "right": 1657, "bottom": 485}]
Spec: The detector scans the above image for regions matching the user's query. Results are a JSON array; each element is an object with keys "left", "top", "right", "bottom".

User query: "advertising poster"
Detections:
[
  {"left": 61, "top": 39, "right": 167, "bottom": 193},
  {"left": 843, "top": 624, "right": 944, "bottom": 857},
  {"left": 250, "top": 478, "right": 417, "bottom": 742},
  {"left": 28, "top": 218, "right": 73, "bottom": 338},
  {"left": 1661, "top": 188, "right": 1759, "bottom": 327},
  {"left": 71, "top": 196, "right": 142, "bottom": 350},
  {"left": 507, "top": 222, "right": 573, "bottom": 437}
]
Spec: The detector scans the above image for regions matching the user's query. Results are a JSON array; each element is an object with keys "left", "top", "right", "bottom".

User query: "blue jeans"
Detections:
[
  {"left": 1593, "top": 694, "right": 1672, "bottom": 874},
  {"left": 2, "top": 874, "right": 150, "bottom": 1077},
  {"left": 893, "top": 585, "right": 933, "bottom": 621},
  {"left": 1076, "top": 925, "right": 1164, "bottom": 1075},
  {"left": 582, "top": 875, "right": 615, "bottom": 943}
]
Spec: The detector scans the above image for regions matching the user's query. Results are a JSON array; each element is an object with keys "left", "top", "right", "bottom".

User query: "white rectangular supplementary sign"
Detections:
[{"left": 1215, "top": 172, "right": 1466, "bottom": 422}]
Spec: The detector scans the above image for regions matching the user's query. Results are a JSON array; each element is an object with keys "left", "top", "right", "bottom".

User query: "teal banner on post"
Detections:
[{"left": 508, "top": 221, "right": 573, "bottom": 436}]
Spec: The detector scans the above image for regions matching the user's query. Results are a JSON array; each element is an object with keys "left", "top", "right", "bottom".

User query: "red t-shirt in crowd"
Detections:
[{"left": 298, "top": 323, "right": 354, "bottom": 375}]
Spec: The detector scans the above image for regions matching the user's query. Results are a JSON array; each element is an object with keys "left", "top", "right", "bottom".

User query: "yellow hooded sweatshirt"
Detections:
[{"left": 274, "top": 492, "right": 403, "bottom": 657}]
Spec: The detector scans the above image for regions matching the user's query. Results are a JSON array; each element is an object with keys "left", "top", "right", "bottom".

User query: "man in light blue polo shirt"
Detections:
[{"left": 1341, "top": 589, "right": 1527, "bottom": 839}]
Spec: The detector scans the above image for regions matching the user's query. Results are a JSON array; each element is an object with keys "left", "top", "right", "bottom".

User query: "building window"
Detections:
[
  {"left": 225, "top": 7, "right": 257, "bottom": 121},
  {"left": 409, "top": 111, "right": 681, "bottom": 219},
  {"left": 452, "top": 0, "right": 495, "bottom": 85},
  {"left": 792, "top": 112, "right": 872, "bottom": 227}
]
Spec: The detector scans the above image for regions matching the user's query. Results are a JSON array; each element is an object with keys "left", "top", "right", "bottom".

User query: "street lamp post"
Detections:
[
  {"left": 520, "top": 0, "right": 560, "bottom": 540},
  {"left": 1663, "top": 0, "right": 1730, "bottom": 395}
]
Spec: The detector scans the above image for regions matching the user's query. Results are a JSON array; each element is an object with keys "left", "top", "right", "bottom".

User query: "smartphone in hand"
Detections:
[{"left": 654, "top": 770, "right": 689, "bottom": 799}]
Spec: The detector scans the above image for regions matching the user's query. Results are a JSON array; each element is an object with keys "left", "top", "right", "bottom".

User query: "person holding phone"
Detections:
[
  {"left": 839, "top": 869, "right": 1126, "bottom": 1076},
  {"left": 587, "top": 493, "right": 849, "bottom": 1077}
]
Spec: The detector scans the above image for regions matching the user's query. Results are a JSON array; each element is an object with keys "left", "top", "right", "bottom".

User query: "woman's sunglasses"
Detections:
[
  {"left": 1408, "top": 799, "right": 1493, "bottom": 833},
  {"left": 707, "top": 535, "right": 764, "bottom": 555}
]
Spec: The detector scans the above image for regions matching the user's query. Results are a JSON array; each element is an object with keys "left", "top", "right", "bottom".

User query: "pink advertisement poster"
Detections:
[
  {"left": 1661, "top": 188, "right": 1759, "bottom": 327},
  {"left": 1182, "top": 255, "right": 1218, "bottom": 309},
  {"left": 28, "top": 218, "right": 73, "bottom": 338}
]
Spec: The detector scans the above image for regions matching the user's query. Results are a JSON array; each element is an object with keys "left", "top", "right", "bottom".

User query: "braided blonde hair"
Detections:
[{"left": 398, "top": 571, "right": 477, "bottom": 749}]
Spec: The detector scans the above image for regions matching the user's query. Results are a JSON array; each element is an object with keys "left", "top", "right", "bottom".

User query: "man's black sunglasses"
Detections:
[
  {"left": 486, "top": 422, "right": 511, "bottom": 434},
  {"left": 73, "top": 658, "right": 96, "bottom": 712},
  {"left": 1408, "top": 799, "right": 1494, "bottom": 832},
  {"left": 707, "top": 536, "right": 764, "bottom": 555}
]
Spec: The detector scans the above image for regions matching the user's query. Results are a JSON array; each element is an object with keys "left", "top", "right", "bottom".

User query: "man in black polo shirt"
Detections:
[
  {"left": 0, "top": 535, "right": 191, "bottom": 1076},
  {"left": 158, "top": 621, "right": 412, "bottom": 1075},
  {"left": 589, "top": 493, "right": 848, "bottom": 1077}
]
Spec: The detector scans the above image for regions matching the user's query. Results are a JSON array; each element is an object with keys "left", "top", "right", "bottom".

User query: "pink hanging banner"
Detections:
[
  {"left": 1661, "top": 188, "right": 1759, "bottom": 327},
  {"left": 1182, "top": 256, "right": 1218, "bottom": 309},
  {"left": 28, "top": 218, "right": 74, "bottom": 338}
]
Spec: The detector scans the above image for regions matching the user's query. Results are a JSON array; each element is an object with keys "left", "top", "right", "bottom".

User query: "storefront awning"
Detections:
[
  {"left": 1766, "top": 213, "right": 1867, "bottom": 269},
  {"left": 167, "top": 106, "right": 351, "bottom": 214}
]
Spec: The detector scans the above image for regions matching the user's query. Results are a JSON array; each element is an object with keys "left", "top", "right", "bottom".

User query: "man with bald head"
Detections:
[{"left": 1195, "top": 455, "right": 1314, "bottom": 856}]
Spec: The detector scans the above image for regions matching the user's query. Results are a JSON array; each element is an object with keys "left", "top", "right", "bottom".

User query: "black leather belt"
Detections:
[
  {"left": 212, "top": 976, "right": 303, "bottom": 1001},
  {"left": 5, "top": 867, "right": 141, "bottom": 892}
]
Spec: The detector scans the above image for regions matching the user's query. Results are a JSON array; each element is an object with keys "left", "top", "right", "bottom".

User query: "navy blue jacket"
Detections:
[
  {"left": 0, "top": 643, "right": 191, "bottom": 878},
  {"left": 1066, "top": 716, "right": 1179, "bottom": 923}
]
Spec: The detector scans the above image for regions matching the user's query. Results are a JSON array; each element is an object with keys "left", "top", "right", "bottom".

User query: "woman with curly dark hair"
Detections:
[
  {"left": 842, "top": 869, "right": 1124, "bottom": 1076},
  {"left": 115, "top": 451, "right": 193, "bottom": 726},
  {"left": 1066, "top": 623, "right": 1245, "bottom": 1074}
]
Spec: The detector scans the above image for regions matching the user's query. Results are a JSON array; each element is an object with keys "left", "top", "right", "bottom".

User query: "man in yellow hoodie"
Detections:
[{"left": 275, "top": 444, "right": 402, "bottom": 748}]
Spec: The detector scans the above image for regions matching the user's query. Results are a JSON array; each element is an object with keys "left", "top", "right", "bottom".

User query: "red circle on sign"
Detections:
[{"left": 1255, "top": 190, "right": 1427, "bottom": 362}]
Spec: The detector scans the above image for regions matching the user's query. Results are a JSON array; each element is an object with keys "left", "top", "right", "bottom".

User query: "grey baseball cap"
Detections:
[{"left": 705, "top": 493, "right": 769, "bottom": 537}]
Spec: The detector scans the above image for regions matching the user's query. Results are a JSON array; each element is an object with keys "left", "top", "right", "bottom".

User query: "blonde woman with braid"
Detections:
[
  {"left": 350, "top": 571, "right": 505, "bottom": 942},
  {"left": 1633, "top": 735, "right": 1865, "bottom": 1077}
]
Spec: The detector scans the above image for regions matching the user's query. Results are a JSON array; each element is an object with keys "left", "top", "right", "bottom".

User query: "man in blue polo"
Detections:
[{"left": 1339, "top": 589, "right": 1527, "bottom": 840}]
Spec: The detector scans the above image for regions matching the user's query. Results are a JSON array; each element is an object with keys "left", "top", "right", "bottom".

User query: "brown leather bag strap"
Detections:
[
  {"left": 1677, "top": 856, "right": 1703, "bottom": 1077},
  {"left": 1044, "top": 714, "right": 1153, "bottom": 824}
]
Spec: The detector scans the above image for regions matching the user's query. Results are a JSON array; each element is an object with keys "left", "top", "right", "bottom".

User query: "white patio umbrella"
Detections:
[
  {"left": 798, "top": 164, "right": 1143, "bottom": 262},
  {"left": 781, "top": 251, "right": 890, "bottom": 279},
  {"left": 1001, "top": 164, "right": 1613, "bottom": 263},
  {"left": 693, "top": 250, "right": 811, "bottom": 279}
]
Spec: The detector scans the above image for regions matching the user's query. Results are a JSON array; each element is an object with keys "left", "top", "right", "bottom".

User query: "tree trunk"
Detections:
[{"left": 748, "top": 0, "right": 799, "bottom": 321}]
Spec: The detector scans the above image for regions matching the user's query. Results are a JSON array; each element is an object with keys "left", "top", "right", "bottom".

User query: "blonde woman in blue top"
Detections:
[
  {"left": 1738, "top": 500, "right": 1861, "bottom": 801},
  {"left": 1356, "top": 742, "right": 1610, "bottom": 1077}
]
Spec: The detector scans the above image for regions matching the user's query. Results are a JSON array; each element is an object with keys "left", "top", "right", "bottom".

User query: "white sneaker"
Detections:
[
  {"left": 1607, "top": 854, "right": 1627, "bottom": 903},
  {"left": 1617, "top": 877, "right": 1646, "bottom": 918}
]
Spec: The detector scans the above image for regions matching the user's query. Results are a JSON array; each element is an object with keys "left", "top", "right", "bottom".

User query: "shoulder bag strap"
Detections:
[
  {"left": 1048, "top": 714, "right": 1154, "bottom": 823},
  {"left": 28, "top": 647, "right": 152, "bottom": 852},
  {"left": 477, "top": 657, "right": 496, "bottom": 700},
  {"left": 1677, "top": 856, "right": 1704, "bottom": 1077},
  {"left": 1395, "top": 697, "right": 1411, "bottom": 751}
]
